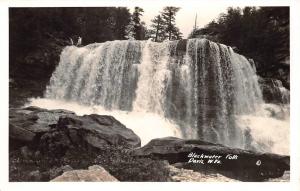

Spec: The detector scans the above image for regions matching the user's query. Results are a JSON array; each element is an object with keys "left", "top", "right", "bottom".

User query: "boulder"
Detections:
[
  {"left": 9, "top": 107, "right": 141, "bottom": 181},
  {"left": 9, "top": 106, "right": 75, "bottom": 147},
  {"left": 133, "top": 137, "right": 290, "bottom": 181},
  {"left": 9, "top": 107, "right": 141, "bottom": 153},
  {"left": 50, "top": 165, "right": 118, "bottom": 182},
  {"left": 55, "top": 114, "right": 141, "bottom": 149}
]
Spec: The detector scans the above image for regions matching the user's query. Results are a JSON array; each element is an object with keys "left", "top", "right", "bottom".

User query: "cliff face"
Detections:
[{"left": 9, "top": 37, "right": 66, "bottom": 107}]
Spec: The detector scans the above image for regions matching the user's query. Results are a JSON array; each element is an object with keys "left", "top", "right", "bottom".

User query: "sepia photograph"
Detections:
[{"left": 6, "top": 3, "right": 292, "bottom": 184}]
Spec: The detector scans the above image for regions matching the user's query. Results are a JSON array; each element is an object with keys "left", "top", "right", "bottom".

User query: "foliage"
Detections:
[
  {"left": 148, "top": 15, "right": 165, "bottom": 42},
  {"left": 9, "top": 7, "right": 131, "bottom": 82},
  {"left": 148, "top": 7, "right": 183, "bottom": 42},
  {"left": 161, "top": 7, "right": 183, "bottom": 40},
  {"left": 125, "top": 7, "right": 147, "bottom": 40},
  {"left": 190, "top": 7, "right": 289, "bottom": 88}
]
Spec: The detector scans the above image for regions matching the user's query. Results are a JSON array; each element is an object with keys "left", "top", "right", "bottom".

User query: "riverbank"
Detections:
[{"left": 9, "top": 106, "right": 290, "bottom": 182}]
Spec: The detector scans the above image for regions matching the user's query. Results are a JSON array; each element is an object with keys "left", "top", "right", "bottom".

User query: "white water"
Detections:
[
  {"left": 27, "top": 39, "right": 289, "bottom": 154},
  {"left": 27, "top": 98, "right": 183, "bottom": 146},
  {"left": 236, "top": 104, "right": 289, "bottom": 155},
  {"left": 27, "top": 98, "right": 289, "bottom": 154}
]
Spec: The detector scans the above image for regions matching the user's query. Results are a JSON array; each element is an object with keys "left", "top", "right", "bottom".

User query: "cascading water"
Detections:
[{"left": 29, "top": 38, "right": 289, "bottom": 154}]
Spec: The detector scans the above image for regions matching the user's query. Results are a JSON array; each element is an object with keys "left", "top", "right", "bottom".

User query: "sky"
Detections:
[{"left": 131, "top": 5, "right": 232, "bottom": 38}]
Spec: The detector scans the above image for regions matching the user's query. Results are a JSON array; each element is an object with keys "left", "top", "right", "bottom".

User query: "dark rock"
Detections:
[
  {"left": 133, "top": 137, "right": 290, "bottom": 181},
  {"left": 10, "top": 123, "right": 36, "bottom": 143},
  {"left": 55, "top": 114, "right": 141, "bottom": 149},
  {"left": 258, "top": 77, "right": 290, "bottom": 104},
  {"left": 262, "top": 104, "right": 289, "bottom": 120},
  {"left": 9, "top": 107, "right": 142, "bottom": 181},
  {"left": 9, "top": 107, "right": 75, "bottom": 149},
  {"left": 9, "top": 106, "right": 141, "bottom": 154}
]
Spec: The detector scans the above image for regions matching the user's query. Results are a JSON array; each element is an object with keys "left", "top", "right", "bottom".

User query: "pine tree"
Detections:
[
  {"left": 160, "top": 7, "right": 182, "bottom": 40},
  {"left": 125, "top": 7, "right": 146, "bottom": 40},
  {"left": 148, "top": 7, "right": 183, "bottom": 42},
  {"left": 148, "top": 15, "right": 164, "bottom": 42}
]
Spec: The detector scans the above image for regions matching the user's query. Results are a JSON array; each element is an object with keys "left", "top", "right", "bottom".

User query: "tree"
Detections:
[
  {"left": 9, "top": 7, "right": 132, "bottom": 83},
  {"left": 148, "top": 15, "right": 164, "bottom": 42},
  {"left": 125, "top": 7, "right": 146, "bottom": 40},
  {"left": 189, "top": 6, "right": 290, "bottom": 88},
  {"left": 148, "top": 7, "right": 183, "bottom": 42},
  {"left": 161, "top": 7, "right": 182, "bottom": 40}
]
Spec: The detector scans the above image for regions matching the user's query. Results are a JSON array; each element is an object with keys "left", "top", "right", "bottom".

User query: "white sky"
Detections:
[{"left": 131, "top": 5, "right": 233, "bottom": 38}]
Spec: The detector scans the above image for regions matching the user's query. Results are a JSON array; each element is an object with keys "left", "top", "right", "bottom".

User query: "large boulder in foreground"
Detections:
[
  {"left": 55, "top": 114, "right": 141, "bottom": 149},
  {"left": 9, "top": 107, "right": 141, "bottom": 152},
  {"left": 9, "top": 107, "right": 141, "bottom": 181},
  {"left": 51, "top": 165, "right": 118, "bottom": 182},
  {"left": 9, "top": 106, "right": 75, "bottom": 149},
  {"left": 133, "top": 137, "right": 290, "bottom": 181}
]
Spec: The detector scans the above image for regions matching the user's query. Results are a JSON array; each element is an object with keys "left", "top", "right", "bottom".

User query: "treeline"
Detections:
[
  {"left": 10, "top": 7, "right": 132, "bottom": 52},
  {"left": 10, "top": 7, "right": 131, "bottom": 81},
  {"left": 190, "top": 7, "right": 289, "bottom": 88},
  {"left": 9, "top": 7, "right": 183, "bottom": 87},
  {"left": 125, "top": 7, "right": 183, "bottom": 41}
]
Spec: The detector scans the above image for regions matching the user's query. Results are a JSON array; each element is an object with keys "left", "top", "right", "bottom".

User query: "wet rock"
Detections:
[
  {"left": 261, "top": 104, "right": 289, "bottom": 120},
  {"left": 50, "top": 165, "right": 118, "bottom": 182},
  {"left": 258, "top": 77, "right": 290, "bottom": 104},
  {"left": 133, "top": 137, "right": 290, "bottom": 181}
]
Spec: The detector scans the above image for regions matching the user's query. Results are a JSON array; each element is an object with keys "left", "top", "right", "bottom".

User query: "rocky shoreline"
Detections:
[{"left": 9, "top": 106, "right": 290, "bottom": 182}]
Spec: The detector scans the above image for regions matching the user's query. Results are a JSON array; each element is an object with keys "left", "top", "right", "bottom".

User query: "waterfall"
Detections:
[{"left": 34, "top": 38, "right": 288, "bottom": 153}]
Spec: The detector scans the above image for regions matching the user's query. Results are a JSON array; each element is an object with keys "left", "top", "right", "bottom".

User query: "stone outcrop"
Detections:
[
  {"left": 51, "top": 165, "right": 118, "bottom": 182},
  {"left": 9, "top": 106, "right": 75, "bottom": 149},
  {"left": 55, "top": 114, "right": 141, "bottom": 149},
  {"left": 133, "top": 137, "right": 290, "bottom": 181},
  {"left": 9, "top": 106, "right": 141, "bottom": 153},
  {"left": 9, "top": 107, "right": 141, "bottom": 182}
]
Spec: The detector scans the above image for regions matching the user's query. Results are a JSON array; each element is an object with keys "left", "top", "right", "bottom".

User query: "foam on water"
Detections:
[
  {"left": 27, "top": 98, "right": 183, "bottom": 146},
  {"left": 236, "top": 115, "right": 289, "bottom": 155},
  {"left": 27, "top": 98, "right": 289, "bottom": 155}
]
